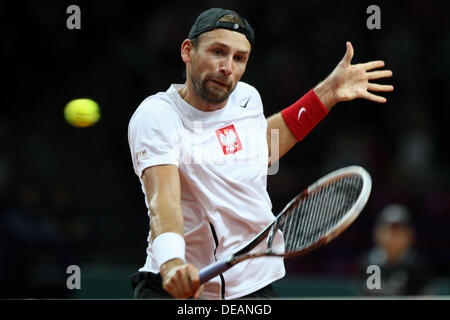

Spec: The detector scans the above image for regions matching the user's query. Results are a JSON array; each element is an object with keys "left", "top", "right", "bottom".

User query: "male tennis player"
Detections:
[{"left": 128, "top": 8, "right": 393, "bottom": 299}]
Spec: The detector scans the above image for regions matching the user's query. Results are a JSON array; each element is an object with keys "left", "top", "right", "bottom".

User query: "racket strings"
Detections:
[{"left": 280, "top": 175, "right": 363, "bottom": 255}]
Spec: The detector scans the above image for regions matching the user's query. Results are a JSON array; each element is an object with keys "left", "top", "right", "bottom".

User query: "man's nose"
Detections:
[{"left": 219, "top": 57, "right": 233, "bottom": 76}]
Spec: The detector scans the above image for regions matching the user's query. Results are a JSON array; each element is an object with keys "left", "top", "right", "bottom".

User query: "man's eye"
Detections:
[
  {"left": 213, "top": 49, "right": 223, "bottom": 55},
  {"left": 234, "top": 56, "right": 245, "bottom": 63}
]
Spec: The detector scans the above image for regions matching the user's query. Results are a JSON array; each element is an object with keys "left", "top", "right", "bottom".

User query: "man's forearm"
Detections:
[
  {"left": 148, "top": 195, "right": 184, "bottom": 240},
  {"left": 267, "top": 88, "right": 329, "bottom": 162},
  {"left": 141, "top": 165, "right": 186, "bottom": 277},
  {"left": 142, "top": 165, "right": 184, "bottom": 239},
  {"left": 313, "top": 80, "right": 338, "bottom": 111},
  {"left": 267, "top": 112, "right": 298, "bottom": 164},
  {"left": 148, "top": 197, "right": 186, "bottom": 279}
]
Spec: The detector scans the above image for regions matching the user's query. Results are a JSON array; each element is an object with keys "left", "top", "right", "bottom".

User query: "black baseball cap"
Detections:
[{"left": 188, "top": 8, "right": 255, "bottom": 46}]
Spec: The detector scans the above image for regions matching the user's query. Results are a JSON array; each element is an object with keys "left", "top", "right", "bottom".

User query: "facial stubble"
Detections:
[{"left": 189, "top": 61, "right": 234, "bottom": 104}]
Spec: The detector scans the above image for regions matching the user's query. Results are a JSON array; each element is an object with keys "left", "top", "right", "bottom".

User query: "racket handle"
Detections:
[{"left": 199, "top": 259, "right": 232, "bottom": 285}]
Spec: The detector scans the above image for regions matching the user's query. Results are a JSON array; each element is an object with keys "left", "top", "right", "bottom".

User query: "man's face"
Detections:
[
  {"left": 188, "top": 28, "right": 251, "bottom": 104},
  {"left": 375, "top": 223, "right": 413, "bottom": 255}
]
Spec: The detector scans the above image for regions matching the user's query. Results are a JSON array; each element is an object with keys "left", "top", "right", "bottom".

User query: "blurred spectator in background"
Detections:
[
  {"left": 359, "top": 204, "right": 433, "bottom": 296},
  {"left": 0, "top": 181, "right": 76, "bottom": 298}
]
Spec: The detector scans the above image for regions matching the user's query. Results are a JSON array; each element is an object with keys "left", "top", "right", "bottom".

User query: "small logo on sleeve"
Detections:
[
  {"left": 135, "top": 149, "right": 148, "bottom": 160},
  {"left": 215, "top": 124, "right": 243, "bottom": 155}
]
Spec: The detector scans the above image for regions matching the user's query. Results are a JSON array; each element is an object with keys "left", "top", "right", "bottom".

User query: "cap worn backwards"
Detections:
[{"left": 188, "top": 8, "right": 255, "bottom": 46}]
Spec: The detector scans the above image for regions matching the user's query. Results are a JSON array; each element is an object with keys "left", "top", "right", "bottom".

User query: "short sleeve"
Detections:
[
  {"left": 251, "top": 87, "right": 267, "bottom": 131},
  {"left": 128, "top": 97, "right": 183, "bottom": 178},
  {"left": 238, "top": 82, "right": 267, "bottom": 130}
]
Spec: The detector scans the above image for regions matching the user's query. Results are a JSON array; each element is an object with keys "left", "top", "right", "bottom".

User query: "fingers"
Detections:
[
  {"left": 364, "top": 65, "right": 393, "bottom": 102},
  {"left": 163, "top": 267, "right": 188, "bottom": 299},
  {"left": 368, "top": 83, "right": 394, "bottom": 92},
  {"left": 359, "top": 60, "right": 385, "bottom": 71},
  {"left": 176, "top": 267, "right": 194, "bottom": 297},
  {"left": 162, "top": 263, "right": 203, "bottom": 299},
  {"left": 333, "top": 43, "right": 393, "bottom": 104},
  {"left": 365, "top": 79, "right": 393, "bottom": 103},
  {"left": 186, "top": 263, "right": 202, "bottom": 298},
  {"left": 342, "top": 41, "right": 354, "bottom": 66},
  {"left": 367, "top": 70, "right": 393, "bottom": 80},
  {"left": 193, "top": 285, "right": 204, "bottom": 299},
  {"left": 363, "top": 91, "right": 387, "bottom": 103}
]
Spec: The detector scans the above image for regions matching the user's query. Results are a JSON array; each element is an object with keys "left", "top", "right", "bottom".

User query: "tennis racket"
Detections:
[{"left": 199, "top": 165, "right": 372, "bottom": 284}]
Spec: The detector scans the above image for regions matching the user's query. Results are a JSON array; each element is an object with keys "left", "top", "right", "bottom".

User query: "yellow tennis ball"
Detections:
[{"left": 64, "top": 98, "right": 100, "bottom": 127}]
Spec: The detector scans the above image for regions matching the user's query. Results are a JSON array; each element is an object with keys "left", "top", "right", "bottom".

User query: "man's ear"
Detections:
[{"left": 181, "top": 39, "right": 193, "bottom": 64}]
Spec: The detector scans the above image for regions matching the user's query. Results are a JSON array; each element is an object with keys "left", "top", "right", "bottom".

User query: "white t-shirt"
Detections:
[{"left": 128, "top": 81, "right": 285, "bottom": 299}]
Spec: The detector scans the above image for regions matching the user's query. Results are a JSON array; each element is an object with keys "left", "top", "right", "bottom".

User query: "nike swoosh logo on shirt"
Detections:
[
  {"left": 240, "top": 97, "right": 251, "bottom": 108},
  {"left": 297, "top": 107, "right": 306, "bottom": 120}
]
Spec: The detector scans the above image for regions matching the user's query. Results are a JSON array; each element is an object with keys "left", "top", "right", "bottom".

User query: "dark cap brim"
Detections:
[{"left": 188, "top": 8, "right": 254, "bottom": 46}]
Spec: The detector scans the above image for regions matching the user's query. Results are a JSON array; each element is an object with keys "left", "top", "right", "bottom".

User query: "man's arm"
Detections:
[
  {"left": 267, "top": 113, "right": 297, "bottom": 165},
  {"left": 141, "top": 164, "right": 202, "bottom": 299},
  {"left": 267, "top": 42, "right": 393, "bottom": 163}
]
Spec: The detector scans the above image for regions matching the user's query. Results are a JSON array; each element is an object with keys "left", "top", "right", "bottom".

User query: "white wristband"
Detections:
[{"left": 152, "top": 232, "right": 186, "bottom": 269}]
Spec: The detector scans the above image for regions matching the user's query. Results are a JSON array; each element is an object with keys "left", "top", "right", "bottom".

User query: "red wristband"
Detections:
[{"left": 280, "top": 89, "right": 329, "bottom": 141}]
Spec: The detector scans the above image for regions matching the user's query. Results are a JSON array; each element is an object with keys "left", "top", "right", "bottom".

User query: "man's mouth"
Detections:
[{"left": 210, "top": 78, "right": 229, "bottom": 88}]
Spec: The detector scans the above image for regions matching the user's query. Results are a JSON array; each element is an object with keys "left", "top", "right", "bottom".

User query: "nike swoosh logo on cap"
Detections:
[
  {"left": 240, "top": 97, "right": 251, "bottom": 108},
  {"left": 297, "top": 107, "right": 306, "bottom": 120}
]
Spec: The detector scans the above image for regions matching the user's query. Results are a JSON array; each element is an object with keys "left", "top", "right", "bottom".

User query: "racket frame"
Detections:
[{"left": 199, "top": 165, "right": 372, "bottom": 284}]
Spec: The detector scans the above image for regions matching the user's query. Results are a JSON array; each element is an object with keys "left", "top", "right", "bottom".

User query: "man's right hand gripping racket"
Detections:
[{"left": 199, "top": 165, "right": 372, "bottom": 285}]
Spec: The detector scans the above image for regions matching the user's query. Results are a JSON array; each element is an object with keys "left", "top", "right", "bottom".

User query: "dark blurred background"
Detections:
[{"left": 1, "top": 0, "right": 449, "bottom": 298}]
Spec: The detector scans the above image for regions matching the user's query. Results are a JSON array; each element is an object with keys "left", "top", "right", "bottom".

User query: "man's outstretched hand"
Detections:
[{"left": 314, "top": 42, "right": 394, "bottom": 111}]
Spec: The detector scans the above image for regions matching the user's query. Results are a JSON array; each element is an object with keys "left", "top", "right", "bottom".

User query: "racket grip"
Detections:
[{"left": 199, "top": 260, "right": 232, "bottom": 285}]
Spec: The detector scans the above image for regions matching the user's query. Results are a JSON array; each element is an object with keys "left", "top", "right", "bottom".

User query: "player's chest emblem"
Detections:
[{"left": 215, "top": 124, "right": 243, "bottom": 155}]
